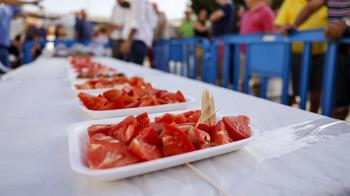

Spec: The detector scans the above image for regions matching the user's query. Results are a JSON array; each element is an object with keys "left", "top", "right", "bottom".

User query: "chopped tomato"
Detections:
[
  {"left": 102, "top": 89, "right": 122, "bottom": 102},
  {"left": 197, "top": 123, "right": 215, "bottom": 136},
  {"left": 109, "top": 116, "right": 139, "bottom": 144},
  {"left": 136, "top": 113, "right": 150, "bottom": 129},
  {"left": 161, "top": 123, "right": 195, "bottom": 157},
  {"left": 128, "top": 139, "right": 162, "bottom": 161},
  {"left": 87, "top": 136, "right": 140, "bottom": 169},
  {"left": 187, "top": 127, "right": 211, "bottom": 150},
  {"left": 150, "top": 122, "right": 163, "bottom": 134},
  {"left": 78, "top": 92, "right": 107, "bottom": 110},
  {"left": 137, "top": 127, "right": 161, "bottom": 146},
  {"left": 211, "top": 120, "right": 231, "bottom": 146},
  {"left": 87, "top": 124, "right": 114, "bottom": 138},
  {"left": 222, "top": 116, "right": 251, "bottom": 141},
  {"left": 186, "top": 111, "right": 201, "bottom": 123}
]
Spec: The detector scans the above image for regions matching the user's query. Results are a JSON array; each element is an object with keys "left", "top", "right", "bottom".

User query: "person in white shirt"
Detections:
[
  {"left": 107, "top": 0, "right": 129, "bottom": 59},
  {"left": 120, "top": 0, "right": 158, "bottom": 65}
]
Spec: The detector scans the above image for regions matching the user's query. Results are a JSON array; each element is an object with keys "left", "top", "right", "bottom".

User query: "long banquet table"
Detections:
[{"left": 1, "top": 57, "right": 350, "bottom": 196}]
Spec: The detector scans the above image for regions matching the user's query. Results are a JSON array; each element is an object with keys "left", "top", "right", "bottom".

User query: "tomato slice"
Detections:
[
  {"left": 211, "top": 120, "right": 231, "bottom": 146},
  {"left": 172, "top": 91, "right": 186, "bottom": 102},
  {"left": 136, "top": 113, "right": 150, "bottom": 129},
  {"left": 109, "top": 116, "right": 139, "bottom": 144},
  {"left": 197, "top": 123, "right": 215, "bottom": 137},
  {"left": 87, "top": 135, "right": 140, "bottom": 169},
  {"left": 161, "top": 123, "right": 195, "bottom": 157},
  {"left": 128, "top": 139, "right": 162, "bottom": 161},
  {"left": 87, "top": 124, "right": 114, "bottom": 138},
  {"left": 137, "top": 127, "right": 161, "bottom": 146},
  {"left": 102, "top": 89, "right": 122, "bottom": 102},
  {"left": 187, "top": 126, "right": 211, "bottom": 150},
  {"left": 222, "top": 116, "right": 251, "bottom": 141},
  {"left": 78, "top": 92, "right": 107, "bottom": 110},
  {"left": 186, "top": 111, "right": 201, "bottom": 123},
  {"left": 150, "top": 122, "right": 163, "bottom": 134}
]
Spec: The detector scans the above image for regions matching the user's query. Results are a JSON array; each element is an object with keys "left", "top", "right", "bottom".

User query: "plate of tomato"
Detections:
[{"left": 67, "top": 110, "right": 259, "bottom": 181}]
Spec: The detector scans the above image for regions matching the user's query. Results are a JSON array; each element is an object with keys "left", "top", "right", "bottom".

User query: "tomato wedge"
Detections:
[
  {"left": 187, "top": 126, "right": 211, "bottom": 150},
  {"left": 128, "top": 139, "right": 162, "bottom": 161},
  {"left": 161, "top": 123, "right": 195, "bottom": 157},
  {"left": 222, "top": 116, "right": 251, "bottom": 141},
  {"left": 87, "top": 124, "right": 114, "bottom": 138},
  {"left": 87, "top": 134, "right": 140, "bottom": 169},
  {"left": 136, "top": 113, "right": 150, "bottom": 130},
  {"left": 78, "top": 92, "right": 107, "bottom": 110},
  {"left": 109, "top": 116, "right": 139, "bottom": 144},
  {"left": 211, "top": 120, "right": 231, "bottom": 146},
  {"left": 102, "top": 89, "right": 122, "bottom": 102}
]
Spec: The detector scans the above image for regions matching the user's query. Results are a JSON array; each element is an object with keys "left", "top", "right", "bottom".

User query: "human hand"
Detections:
[{"left": 325, "top": 20, "right": 348, "bottom": 41}]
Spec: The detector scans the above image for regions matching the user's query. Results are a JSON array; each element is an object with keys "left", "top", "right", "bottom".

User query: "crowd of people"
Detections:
[{"left": 0, "top": 0, "right": 349, "bottom": 119}]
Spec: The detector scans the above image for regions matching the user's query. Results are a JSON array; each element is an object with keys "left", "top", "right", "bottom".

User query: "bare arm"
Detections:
[
  {"left": 294, "top": 0, "right": 325, "bottom": 27},
  {"left": 210, "top": 10, "right": 224, "bottom": 22},
  {"left": 194, "top": 21, "right": 208, "bottom": 32}
]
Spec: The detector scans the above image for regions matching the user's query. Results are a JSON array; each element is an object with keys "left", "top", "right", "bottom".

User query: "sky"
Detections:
[{"left": 36, "top": 0, "right": 189, "bottom": 20}]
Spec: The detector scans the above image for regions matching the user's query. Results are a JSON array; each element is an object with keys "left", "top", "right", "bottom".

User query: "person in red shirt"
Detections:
[
  {"left": 240, "top": 0, "right": 275, "bottom": 35},
  {"left": 239, "top": 0, "right": 274, "bottom": 95}
]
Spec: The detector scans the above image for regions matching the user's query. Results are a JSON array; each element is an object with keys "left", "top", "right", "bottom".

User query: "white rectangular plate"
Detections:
[
  {"left": 75, "top": 91, "right": 195, "bottom": 119},
  {"left": 67, "top": 110, "right": 260, "bottom": 181}
]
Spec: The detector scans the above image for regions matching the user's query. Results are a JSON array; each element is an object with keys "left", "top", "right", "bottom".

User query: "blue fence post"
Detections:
[
  {"left": 243, "top": 45, "right": 251, "bottom": 94},
  {"left": 260, "top": 77, "right": 269, "bottom": 99},
  {"left": 299, "top": 42, "right": 312, "bottom": 110},
  {"left": 281, "top": 43, "right": 291, "bottom": 105},
  {"left": 233, "top": 44, "right": 240, "bottom": 91},
  {"left": 223, "top": 40, "right": 230, "bottom": 88},
  {"left": 321, "top": 42, "right": 338, "bottom": 116}
]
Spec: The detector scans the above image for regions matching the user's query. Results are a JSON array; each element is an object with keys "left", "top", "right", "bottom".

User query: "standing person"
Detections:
[
  {"left": 194, "top": 9, "right": 209, "bottom": 38},
  {"left": 177, "top": 8, "right": 194, "bottom": 38},
  {"left": 74, "top": 9, "right": 93, "bottom": 44},
  {"left": 275, "top": 0, "right": 327, "bottom": 112},
  {"left": 121, "top": 0, "right": 157, "bottom": 65},
  {"left": 239, "top": 0, "right": 274, "bottom": 94},
  {"left": 0, "top": 0, "right": 51, "bottom": 69},
  {"left": 210, "top": 0, "right": 235, "bottom": 38},
  {"left": 291, "top": 0, "right": 350, "bottom": 120},
  {"left": 108, "top": 0, "right": 129, "bottom": 59}
]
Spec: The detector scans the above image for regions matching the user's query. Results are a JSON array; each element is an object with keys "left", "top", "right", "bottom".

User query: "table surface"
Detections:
[{"left": 1, "top": 57, "right": 350, "bottom": 196}]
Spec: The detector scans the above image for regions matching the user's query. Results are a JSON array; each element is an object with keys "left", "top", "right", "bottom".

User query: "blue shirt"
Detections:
[
  {"left": 212, "top": 3, "right": 235, "bottom": 37},
  {"left": 74, "top": 18, "right": 93, "bottom": 43},
  {"left": 0, "top": 5, "right": 21, "bottom": 47}
]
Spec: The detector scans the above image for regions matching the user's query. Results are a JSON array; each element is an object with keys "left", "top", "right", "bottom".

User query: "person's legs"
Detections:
[
  {"left": 127, "top": 41, "right": 147, "bottom": 65},
  {"left": 332, "top": 45, "right": 350, "bottom": 120},
  {"left": 290, "top": 53, "right": 302, "bottom": 105},
  {"left": 309, "top": 54, "right": 324, "bottom": 113},
  {"left": 112, "top": 39, "right": 123, "bottom": 59}
]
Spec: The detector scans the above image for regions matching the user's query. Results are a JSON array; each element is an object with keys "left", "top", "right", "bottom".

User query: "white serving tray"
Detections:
[
  {"left": 75, "top": 91, "right": 195, "bottom": 119},
  {"left": 67, "top": 111, "right": 259, "bottom": 181}
]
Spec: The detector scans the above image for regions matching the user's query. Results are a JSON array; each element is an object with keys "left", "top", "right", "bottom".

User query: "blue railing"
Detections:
[{"left": 153, "top": 30, "right": 350, "bottom": 117}]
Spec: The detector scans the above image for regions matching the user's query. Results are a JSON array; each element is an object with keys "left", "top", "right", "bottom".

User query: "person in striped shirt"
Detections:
[{"left": 289, "top": 0, "right": 350, "bottom": 120}]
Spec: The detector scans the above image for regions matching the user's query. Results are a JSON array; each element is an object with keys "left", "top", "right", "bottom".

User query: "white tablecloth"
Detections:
[{"left": 1, "top": 57, "right": 350, "bottom": 196}]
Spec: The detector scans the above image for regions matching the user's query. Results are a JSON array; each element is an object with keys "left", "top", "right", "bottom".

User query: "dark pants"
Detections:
[
  {"left": 0, "top": 47, "right": 10, "bottom": 68},
  {"left": 111, "top": 39, "right": 124, "bottom": 60},
  {"left": 125, "top": 40, "right": 147, "bottom": 65},
  {"left": 334, "top": 46, "right": 350, "bottom": 108},
  {"left": 291, "top": 53, "right": 324, "bottom": 96}
]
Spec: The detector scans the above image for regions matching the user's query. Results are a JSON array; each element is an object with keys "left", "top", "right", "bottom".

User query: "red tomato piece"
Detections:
[
  {"left": 197, "top": 123, "right": 215, "bottom": 137},
  {"left": 161, "top": 123, "right": 195, "bottom": 157},
  {"left": 187, "top": 126, "right": 211, "bottom": 150},
  {"left": 137, "top": 127, "right": 161, "bottom": 146},
  {"left": 222, "top": 116, "right": 251, "bottom": 141},
  {"left": 109, "top": 116, "right": 139, "bottom": 144},
  {"left": 87, "top": 136, "right": 140, "bottom": 169},
  {"left": 172, "top": 91, "right": 186, "bottom": 102},
  {"left": 78, "top": 92, "right": 107, "bottom": 110},
  {"left": 211, "top": 120, "right": 231, "bottom": 146},
  {"left": 150, "top": 122, "right": 163, "bottom": 134},
  {"left": 186, "top": 111, "right": 201, "bottom": 123},
  {"left": 102, "top": 89, "right": 122, "bottom": 102},
  {"left": 87, "top": 124, "right": 114, "bottom": 138},
  {"left": 136, "top": 113, "right": 150, "bottom": 129},
  {"left": 128, "top": 139, "right": 162, "bottom": 161}
]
